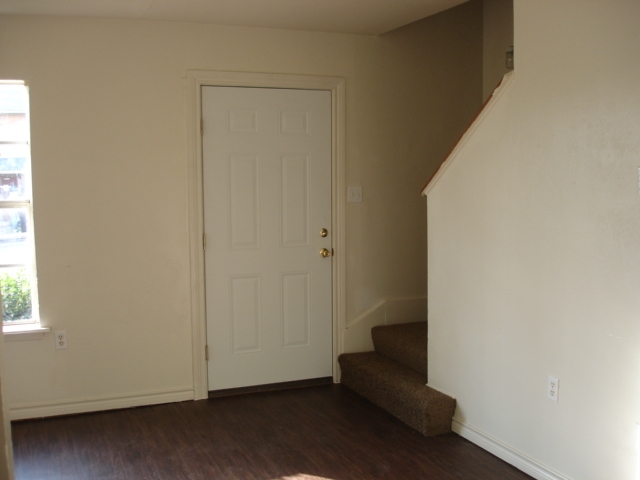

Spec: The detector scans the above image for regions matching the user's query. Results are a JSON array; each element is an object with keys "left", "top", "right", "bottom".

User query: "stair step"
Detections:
[
  {"left": 372, "top": 321, "right": 428, "bottom": 377},
  {"left": 338, "top": 352, "right": 455, "bottom": 436}
]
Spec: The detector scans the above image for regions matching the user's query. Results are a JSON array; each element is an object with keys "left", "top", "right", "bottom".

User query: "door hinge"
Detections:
[
  {"left": 203, "top": 232, "right": 206, "bottom": 250},
  {"left": 205, "top": 345, "right": 209, "bottom": 361},
  {"left": 200, "top": 118, "right": 204, "bottom": 136}
]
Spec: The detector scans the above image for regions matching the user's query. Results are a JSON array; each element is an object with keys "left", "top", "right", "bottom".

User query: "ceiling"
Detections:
[{"left": 0, "top": 0, "right": 468, "bottom": 36}]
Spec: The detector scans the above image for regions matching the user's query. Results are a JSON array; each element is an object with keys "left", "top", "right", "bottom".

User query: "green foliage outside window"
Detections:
[{"left": 0, "top": 268, "right": 32, "bottom": 321}]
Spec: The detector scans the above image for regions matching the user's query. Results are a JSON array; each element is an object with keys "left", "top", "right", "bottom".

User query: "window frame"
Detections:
[{"left": 0, "top": 80, "right": 40, "bottom": 328}]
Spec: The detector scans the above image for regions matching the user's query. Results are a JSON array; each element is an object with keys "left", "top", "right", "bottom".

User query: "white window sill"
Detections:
[{"left": 3, "top": 324, "right": 50, "bottom": 342}]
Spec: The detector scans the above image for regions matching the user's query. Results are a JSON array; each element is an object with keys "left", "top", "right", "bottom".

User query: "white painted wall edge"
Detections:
[
  {"left": 9, "top": 387, "right": 194, "bottom": 421},
  {"left": 452, "top": 418, "right": 571, "bottom": 480},
  {"left": 347, "top": 298, "right": 386, "bottom": 328},
  {"left": 342, "top": 296, "right": 427, "bottom": 353},
  {"left": 422, "top": 70, "right": 514, "bottom": 196}
]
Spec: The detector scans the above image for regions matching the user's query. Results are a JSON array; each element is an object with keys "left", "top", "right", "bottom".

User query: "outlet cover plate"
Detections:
[
  {"left": 547, "top": 375, "right": 559, "bottom": 402},
  {"left": 54, "top": 330, "right": 68, "bottom": 350}
]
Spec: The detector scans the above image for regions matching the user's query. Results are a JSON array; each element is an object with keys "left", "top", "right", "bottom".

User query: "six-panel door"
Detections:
[{"left": 202, "top": 86, "right": 333, "bottom": 391}]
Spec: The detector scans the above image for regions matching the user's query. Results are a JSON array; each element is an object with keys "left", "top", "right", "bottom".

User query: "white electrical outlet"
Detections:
[
  {"left": 54, "top": 330, "right": 68, "bottom": 350},
  {"left": 547, "top": 375, "right": 559, "bottom": 402},
  {"left": 347, "top": 186, "right": 363, "bottom": 203}
]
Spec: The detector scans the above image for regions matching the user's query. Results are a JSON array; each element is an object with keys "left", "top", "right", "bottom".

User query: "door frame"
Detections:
[{"left": 186, "top": 70, "right": 346, "bottom": 400}]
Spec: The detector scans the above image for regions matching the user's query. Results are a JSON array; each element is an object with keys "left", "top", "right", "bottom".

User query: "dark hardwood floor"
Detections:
[{"left": 11, "top": 384, "right": 533, "bottom": 480}]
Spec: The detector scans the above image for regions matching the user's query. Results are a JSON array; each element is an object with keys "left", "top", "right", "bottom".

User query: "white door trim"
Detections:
[{"left": 186, "top": 70, "right": 346, "bottom": 400}]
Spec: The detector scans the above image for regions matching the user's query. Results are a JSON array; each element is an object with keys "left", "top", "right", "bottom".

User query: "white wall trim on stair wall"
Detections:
[
  {"left": 422, "top": 71, "right": 514, "bottom": 197},
  {"left": 342, "top": 296, "right": 427, "bottom": 354},
  {"left": 452, "top": 418, "right": 572, "bottom": 480},
  {"left": 9, "top": 387, "right": 194, "bottom": 421}
]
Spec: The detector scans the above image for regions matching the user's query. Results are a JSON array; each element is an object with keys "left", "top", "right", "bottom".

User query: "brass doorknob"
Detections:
[
  {"left": 320, "top": 228, "right": 328, "bottom": 237},
  {"left": 319, "top": 248, "right": 332, "bottom": 258}
]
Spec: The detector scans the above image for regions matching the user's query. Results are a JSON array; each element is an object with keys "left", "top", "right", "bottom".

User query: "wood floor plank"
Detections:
[{"left": 11, "top": 385, "right": 533, "bottom": 480}]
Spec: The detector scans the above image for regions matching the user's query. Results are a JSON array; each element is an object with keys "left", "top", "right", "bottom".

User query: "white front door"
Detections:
[{"left": 202, "top": 86, "right": 333, "bottom": 391}]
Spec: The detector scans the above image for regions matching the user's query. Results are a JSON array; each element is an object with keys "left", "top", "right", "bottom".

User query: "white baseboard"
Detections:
[
  {"left": 452, "top": 418, "right": 571, "bottom": 480},
  {"left": 10, "top": 387, "right": 194, "bottom": 421},
  {"left": 342, "top": 296, "right": 427, "bottom": 354}
]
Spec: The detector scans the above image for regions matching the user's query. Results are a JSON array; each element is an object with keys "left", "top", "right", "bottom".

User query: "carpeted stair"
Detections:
[{"left": 339, "top": 321, "right": 456, "bottom": 436}]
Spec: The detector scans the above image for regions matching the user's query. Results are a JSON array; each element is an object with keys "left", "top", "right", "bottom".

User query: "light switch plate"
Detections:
[{"left": 347, "top": 186, "right": 363, "bottom": 203}]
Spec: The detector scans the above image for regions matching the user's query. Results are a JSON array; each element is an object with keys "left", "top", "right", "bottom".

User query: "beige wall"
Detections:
[
  {"left": 0, "top": 1, "right": 482, "bottom": 415},
  {"left": 482, "top": 0, "right": 513, "bottom": 99},
  {"left": 426, "top": 1, "right": 640, "bottom": 479}
]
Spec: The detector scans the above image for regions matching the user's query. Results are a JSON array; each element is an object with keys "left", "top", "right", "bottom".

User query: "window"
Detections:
[{"left": 0, "top": 81, "right": 38, "bottom": 325}]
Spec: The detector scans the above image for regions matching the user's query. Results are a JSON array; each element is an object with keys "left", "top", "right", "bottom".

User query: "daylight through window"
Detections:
[{"left": 0, "top": 81, "right": 38, "bottom": 324}]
